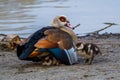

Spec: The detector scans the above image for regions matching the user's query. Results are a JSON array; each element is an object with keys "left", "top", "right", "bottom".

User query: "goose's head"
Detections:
[{"left": 51, "top": 15, "right": 72, "bottom": 28}]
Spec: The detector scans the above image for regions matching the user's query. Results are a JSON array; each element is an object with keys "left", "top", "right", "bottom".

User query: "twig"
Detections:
[
  {"left": 0, "top": 34, "right": 7, "bottom": 36},
  {"left": 72, "top": 24, "right": 80, "bottom": 30},
  {"left": 0, "top": 33, "right": 25, "bottom": 39},
  {"left": 86, "top": 22, "right": 117, "bottom": 36}
]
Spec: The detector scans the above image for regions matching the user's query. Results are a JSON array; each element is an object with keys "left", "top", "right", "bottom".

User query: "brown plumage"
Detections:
[{"left": 44, "top": 28, "right": 73, "bottom": 50}]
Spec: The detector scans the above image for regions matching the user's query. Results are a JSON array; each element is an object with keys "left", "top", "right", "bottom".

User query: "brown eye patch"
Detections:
[{"left": 59, "top": 16, "right": 67, "bottom": 22}]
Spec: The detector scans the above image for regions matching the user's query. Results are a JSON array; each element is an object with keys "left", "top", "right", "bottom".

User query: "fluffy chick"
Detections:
[{"left": 76, "top": 42, "right": 102, "bottom": 65}]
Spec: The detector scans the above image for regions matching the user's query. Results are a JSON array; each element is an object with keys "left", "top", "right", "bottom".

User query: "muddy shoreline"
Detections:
[{"left": 0, "top": 34, "right": 120, "bottom": 80}]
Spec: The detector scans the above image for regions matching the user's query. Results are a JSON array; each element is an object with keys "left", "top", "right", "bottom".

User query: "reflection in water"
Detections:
[
  {"left": 0, "top": 0, "right": 120, "bottom": 37},
  {"left": 0, "top": 0, "right": 37, "bottom": 37},
  {"left": 0, "top": 0, "right": 35, "bottom": 20},
  {"left": 0, "top": 0, "right": 69, "bottom": 37}
]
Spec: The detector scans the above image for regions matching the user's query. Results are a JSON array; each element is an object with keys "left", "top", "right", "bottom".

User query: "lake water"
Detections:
[{"left": 0, "top": 0, "right": 120, "bottom": 37}]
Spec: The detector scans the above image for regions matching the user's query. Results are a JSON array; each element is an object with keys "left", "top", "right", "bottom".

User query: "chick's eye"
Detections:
[{"left": 59, "top": 16, "right": 67, "bottom": 22}]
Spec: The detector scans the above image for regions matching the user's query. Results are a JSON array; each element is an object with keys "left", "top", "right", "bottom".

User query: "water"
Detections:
[{"left": 0, "top": 0, "right": 120, "bottom": 37}]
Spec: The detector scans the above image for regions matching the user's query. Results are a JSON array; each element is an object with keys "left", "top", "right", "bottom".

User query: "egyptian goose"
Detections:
[{"left": 51, "top": 15, "right": 78, "bottom": 44}]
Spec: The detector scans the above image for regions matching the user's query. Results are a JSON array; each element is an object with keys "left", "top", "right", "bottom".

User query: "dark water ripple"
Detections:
[{"left": 0, "top": 0, "right": 119, "bottom": 37}]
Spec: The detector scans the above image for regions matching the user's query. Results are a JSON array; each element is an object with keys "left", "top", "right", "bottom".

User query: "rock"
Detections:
[{"left": 0, "top": 34, "right": 21, "bottom": 51}]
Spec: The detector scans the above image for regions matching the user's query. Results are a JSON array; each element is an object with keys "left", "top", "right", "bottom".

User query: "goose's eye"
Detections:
[{"left": 59, "top": 16, "right": 67, "bottom": 22}]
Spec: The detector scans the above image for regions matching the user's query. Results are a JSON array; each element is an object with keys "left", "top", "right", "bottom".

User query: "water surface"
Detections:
[{"left": 0, "top": 0, "right": 120, "bottom": 37}]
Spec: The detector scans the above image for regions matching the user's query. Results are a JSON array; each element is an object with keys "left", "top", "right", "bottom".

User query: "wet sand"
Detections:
[{"left": 0, "top": 34, "right": 120, "bottom": 80}]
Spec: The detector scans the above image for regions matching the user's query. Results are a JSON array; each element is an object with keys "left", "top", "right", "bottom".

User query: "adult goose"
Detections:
[{"left": 17, "top": 15, "right": 78, "bottom": 65}]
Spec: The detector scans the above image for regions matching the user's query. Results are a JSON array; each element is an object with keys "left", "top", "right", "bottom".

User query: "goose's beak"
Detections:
[{"left": 65, "top": 21, "right": 73, "bottom": 29}]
